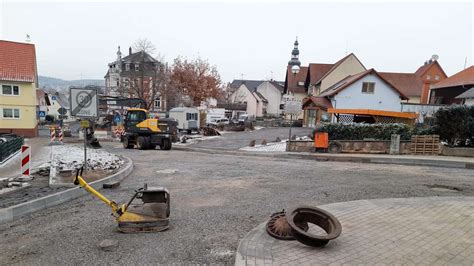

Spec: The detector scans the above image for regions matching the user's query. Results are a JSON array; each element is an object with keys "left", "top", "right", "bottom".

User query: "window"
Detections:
[
  {"left": 361, "top": 82, "right": 375, "bottom": 94},
  {"left": 426, "top": 75, "right": 431, "bottom": 80},
  {"left": 298, "top": 81, "right": 305, "bottom": 86},
  {"left": 2, "top": 108, "right": 20, "bottom": 119},
  {"left": 186, "top": 113, "right": 197, "bottom": 120},
  {"left": 135, "top": 64, "right": 139, "bottom": 71},
  {"left": 125, "top": 64, "right": 130, "bottom": 71},
  {"left": 2, "top": 85, "right": 20, "bottom": 96},
  {"left": 154, "top": 98, "right": 161, "bottom": 108},
  {"left": 435, "top": 75, "right": 440, "bottom": 80}
]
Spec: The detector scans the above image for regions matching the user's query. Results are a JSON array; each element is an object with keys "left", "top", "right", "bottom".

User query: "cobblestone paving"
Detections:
[{"left": 236, "top": 197, "right": 474, "bottom": 265}]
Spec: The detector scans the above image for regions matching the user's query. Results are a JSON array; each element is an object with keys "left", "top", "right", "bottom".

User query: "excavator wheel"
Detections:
[
  {"left": 160, "top": 138, "right": 172, "bottom": 150},
  {"left": 123, "top": 136, "right": 134, "bottom": 149},
  {"left": 137, "top": 136, "right": 148, "bottom": 150}
]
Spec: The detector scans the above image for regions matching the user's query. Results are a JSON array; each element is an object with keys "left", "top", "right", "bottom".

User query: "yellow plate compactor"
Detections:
[{"left": 73, "top": 168, "right": 170, "bottom": 233}]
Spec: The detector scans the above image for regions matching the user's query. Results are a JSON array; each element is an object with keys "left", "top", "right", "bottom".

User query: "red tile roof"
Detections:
[
  {"left": 319, "top": 69, "right": 409, "bottom": 100},
  {"left": 379, "top": 61, "right": 447, "bottom": 97},
  {"left": 302, "top": 96, "right": 333, "bottom": 110},
  {"left": 308, "top": 63, "right": 334, "bottom": 85},
  {"left": 0, "top": 40, "right": 37, "bottom": 83},
  {"left": 431, "top": 66, "right": 474, "bottom": 89},
  {"left": 285, "top": 65, "right": 308, "bottom": 93},
  {"left": 378, "top": 72, "right": 422, "bottom": 97}
]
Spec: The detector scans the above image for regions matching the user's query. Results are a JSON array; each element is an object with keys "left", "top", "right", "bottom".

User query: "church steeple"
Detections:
[
  {"left": 288, "top": 37, "right": 301, "bottom": 66},
  {"left": 117, "top": 46, "right": 122, "bottom": 60}
]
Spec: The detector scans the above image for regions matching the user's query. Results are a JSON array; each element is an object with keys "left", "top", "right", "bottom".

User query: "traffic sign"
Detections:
[
  {"left": 285, "top": 100, "right": 302, "bottom": 115},
  {"left": 113, "top": 114, "right": 122, "bottom": 123},
  {"left": 80, "top": 120, "right": 90, "bottom": 128},
  {"left": 51, "top": 96, "right": 57, "bottom": 101},
  {"left": 38, "top": 111, "right": 46, "bottom": 117},
  {"left": 69, "top": 87, "right": 99, "bottom": 118},
  {"left": 58, "top": 107, "right": 67, "bottom": 115}
]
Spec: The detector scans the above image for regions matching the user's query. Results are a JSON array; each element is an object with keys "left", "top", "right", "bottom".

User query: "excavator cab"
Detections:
[{"left": 124, "top": 108, "right": 148, "bottom": 132}]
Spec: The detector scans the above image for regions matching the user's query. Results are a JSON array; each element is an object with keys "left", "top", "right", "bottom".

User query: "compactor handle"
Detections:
[{"left": 74, "top": 167, "right": 84, "bottom": 185}]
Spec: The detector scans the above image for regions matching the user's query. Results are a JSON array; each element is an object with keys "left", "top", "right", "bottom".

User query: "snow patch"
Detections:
[{"left": 51, "top": 145, "right": 124, "bottom": 171}]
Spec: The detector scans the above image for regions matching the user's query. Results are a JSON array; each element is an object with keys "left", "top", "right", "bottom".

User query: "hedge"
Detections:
[
  {"left": 312, "top": 123, "right": 432, "bottom": 141},
  {"left": 433, "top": 105, "right": 474, "bottom": 147}
]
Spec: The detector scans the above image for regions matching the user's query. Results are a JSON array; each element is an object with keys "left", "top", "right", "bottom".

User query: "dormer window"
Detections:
[
  {"left": 125, "top": 64, "right": 130, "bottom": 71},
  {"left": 435, "top": 75, "right": 440, "bottom": 80},
  {"left": 135, "top": 64, "right": 139, "bottom": 71},
  {"left": 426, "top": 75, "right": 431, "bottom": 80}
]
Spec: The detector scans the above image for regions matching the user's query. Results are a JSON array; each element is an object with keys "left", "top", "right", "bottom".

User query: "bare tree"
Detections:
[
  {"left": 133, "top": 38, "right": 156, "bottom": 54},
  {"left": 170, "top": 57, "right": 223, "bottom": 106}
]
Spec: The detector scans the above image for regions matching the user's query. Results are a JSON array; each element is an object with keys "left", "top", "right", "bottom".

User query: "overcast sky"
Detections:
[{"left": 1, "top": 1, "right": 472, "bottom": 83}]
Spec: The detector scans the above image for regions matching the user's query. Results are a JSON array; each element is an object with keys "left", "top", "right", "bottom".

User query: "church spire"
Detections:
[
  {"left": 288, "top": 37, "right": 301, "bottom": 66},
  {"left": 117, "top": 46, "right": 122, "bottom": 60}
]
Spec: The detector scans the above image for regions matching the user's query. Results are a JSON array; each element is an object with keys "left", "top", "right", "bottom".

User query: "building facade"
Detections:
[
  {"left": 104, "top": 46, "right": 165, "bottom": 111},
  {"left": 0, "top": 40, "right": 39, "bottom": 137}
]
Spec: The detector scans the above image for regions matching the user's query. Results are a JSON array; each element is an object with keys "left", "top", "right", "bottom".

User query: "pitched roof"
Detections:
[
  {"left": 0, "top": 40, "right": 37, "bottom": 83},
  {"left": 307, "top": 63, "right": 334, "bottom": 85},
  {"left": 268, "top": 80, "right": 285, "bottom": 92},
  {"left": 455, "top": 87, "right": 474, "bottom": 99},
  {"left": 285, "top": 65, "right": 308, "bottom": 93},
  {"left": 379, "top": 60, "right": 447, "bottom": 97},
  {"left": 230, "top": 80, "right": 264, "bottom": 91},
  {"left": 431, "top": 66, "right": 474, "bottom": 89},
  {"left": 121, "top": 51, "right": 157, "bottom": 63},
  {"left": 253, "top": 91, "right": 268, "bottom": 103},
  {"left": 319, "top": 69, "right": 408, "bottom": 100},
  {"left": 302, "top": 96, "right": 333, "bottom": 110},
  {"left": 378, "top": 72, "right": 422, "bottom": 97}
]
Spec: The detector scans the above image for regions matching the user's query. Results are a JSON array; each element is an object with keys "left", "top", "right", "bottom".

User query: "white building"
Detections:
[
  {"left": 228, "top": 80, "right": 285, "bottom": 118},
  {"left": 318, "top": 69, "right": 409, "bottom": 121}
]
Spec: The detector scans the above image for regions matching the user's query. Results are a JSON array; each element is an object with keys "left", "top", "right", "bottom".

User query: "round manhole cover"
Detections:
[{"left": 266, "top": 211, "right": 308, "bottom": 240}]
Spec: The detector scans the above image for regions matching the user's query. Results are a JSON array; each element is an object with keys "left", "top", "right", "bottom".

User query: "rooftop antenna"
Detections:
[
  {"left": 345, "top": 40, "right": 348, "bottom": 55},
  {"left": 240, "top": 73, "right": 245, "bottom": 80},
  {"left": 270, "top": 71, "right": 274, "bottom": 81},
  {"left": 25, "top": 34, "right": 31, "bottom": 43},
  {"left": 464, "top": 56, "right": 468, "bottom": 69}
]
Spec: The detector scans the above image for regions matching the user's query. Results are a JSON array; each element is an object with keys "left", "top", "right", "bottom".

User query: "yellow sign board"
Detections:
[{"left": 80, "top": 120, "right": 90, "bottom": 128}]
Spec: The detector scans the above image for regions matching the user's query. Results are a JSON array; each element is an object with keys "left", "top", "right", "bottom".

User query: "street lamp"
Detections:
[{"left": 286, "top": 65, "right": 301, "bottom": 146}]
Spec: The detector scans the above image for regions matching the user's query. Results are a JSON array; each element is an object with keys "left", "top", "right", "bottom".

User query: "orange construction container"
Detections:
[{"left": 314, "top": 132, "right": 329, "bottom": 149}]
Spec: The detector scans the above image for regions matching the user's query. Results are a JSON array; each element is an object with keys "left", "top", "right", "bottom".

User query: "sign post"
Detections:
[
  {"left": 284, "top": 100, "right": 302, "bottom": 151},
  {"left": 70, "top": 87, "right": 99, "bottom": 169}
]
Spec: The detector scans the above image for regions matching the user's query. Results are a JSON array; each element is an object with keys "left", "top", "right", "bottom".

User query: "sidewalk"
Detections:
[
  {"left": 235, "top": 196, "right": 474, "bottom": 265},
  {"left": 174, "top": 146, "right": 474, "bottom": 169}
]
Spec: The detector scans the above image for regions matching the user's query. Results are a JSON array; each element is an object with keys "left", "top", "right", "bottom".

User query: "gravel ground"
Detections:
[
  {"left": 0, "top": 142, "right": 473, "bottom": 264},
  {"left": 191, "top": 127, "right": 313, "bottom": 150}
]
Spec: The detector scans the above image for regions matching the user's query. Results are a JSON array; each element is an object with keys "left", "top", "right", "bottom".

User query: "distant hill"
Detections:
[{"left": 39, "top": 75, "right": 103, "bottom": 91}]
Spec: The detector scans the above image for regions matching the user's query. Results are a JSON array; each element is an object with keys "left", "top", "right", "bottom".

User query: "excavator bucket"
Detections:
[{"left": 117, "top": 186, "right": 170, "bottom": 233}]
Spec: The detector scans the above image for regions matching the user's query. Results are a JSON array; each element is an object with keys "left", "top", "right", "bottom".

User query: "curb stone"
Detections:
[
  {"left": 173, "top": 146, "right": 474, "bottom": 170},
  {"left": 0, "top": 155, "right": 133, "bottom": 225}
]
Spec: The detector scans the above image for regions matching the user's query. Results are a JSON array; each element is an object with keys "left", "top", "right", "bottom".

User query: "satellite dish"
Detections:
[{"left": 431, "top": 54, "right": 439, "bottom": 61}]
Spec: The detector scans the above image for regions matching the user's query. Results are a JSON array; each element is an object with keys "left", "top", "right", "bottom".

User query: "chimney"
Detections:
[{"left": 129, "top": 47, "right": 132, "bottom": 55}]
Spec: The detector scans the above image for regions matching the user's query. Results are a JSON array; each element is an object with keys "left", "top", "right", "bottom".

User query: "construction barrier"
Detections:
[
  {"left": 49, "top": 126, "right": 63, "bottom": 144},
  {"left": 21, "top": 145, "right": 31, "bottom": 177}
]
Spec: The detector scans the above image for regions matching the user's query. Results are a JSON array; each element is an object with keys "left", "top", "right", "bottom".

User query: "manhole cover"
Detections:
[
  {"left": 426, "top": 184, "right": 461, "bottom": 193},
  {"left": 266, "top": 211, "right": 308, "bottom": 240}
]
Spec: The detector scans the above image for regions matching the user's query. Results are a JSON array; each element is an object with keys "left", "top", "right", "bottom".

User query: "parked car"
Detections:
[{"left": 208, "top": 118, "right": 229, "bottom": 127}]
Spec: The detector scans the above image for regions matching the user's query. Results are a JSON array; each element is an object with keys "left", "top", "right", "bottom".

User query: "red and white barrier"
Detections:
[{"left": 21, "top": 145, "right": 31, "bottom": 177}]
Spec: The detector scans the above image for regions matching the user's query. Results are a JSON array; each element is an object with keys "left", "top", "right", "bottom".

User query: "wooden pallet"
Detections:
[{"left": 410, "top": 135, "right": 440, "bottom": 155}]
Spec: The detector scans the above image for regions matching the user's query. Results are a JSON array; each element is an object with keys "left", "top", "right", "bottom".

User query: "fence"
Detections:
[{"left": 0, "top": 135, "right": 25, "bottom": 163}]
